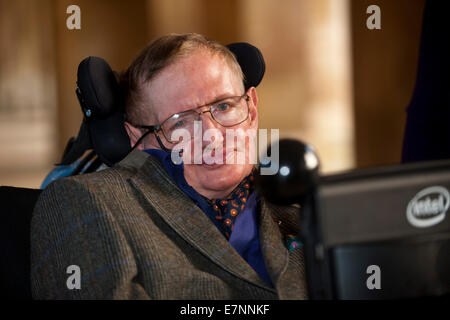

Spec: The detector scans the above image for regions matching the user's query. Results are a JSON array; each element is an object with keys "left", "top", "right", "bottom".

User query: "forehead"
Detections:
[{"left": 143, "top": 50, "right": 243, "bottom": 122}]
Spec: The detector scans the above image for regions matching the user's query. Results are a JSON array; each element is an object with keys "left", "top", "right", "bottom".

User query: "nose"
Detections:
[
  {"left": 198, "top": 111, "right": 225, "bottom": 150},
  {"left": 199, "top": 111, "right": 219, "bottom": 131}
]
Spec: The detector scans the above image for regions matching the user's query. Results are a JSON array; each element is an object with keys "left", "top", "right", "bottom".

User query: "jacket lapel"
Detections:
[
  {"left": 258, "top": 199, "right": 289, "bottom": 288},
  {"left": 259, "top": 199, "right": 308, "bottom": 299},
  {"left": 121, "top": 150, "right": 275, "bottom": 292}
]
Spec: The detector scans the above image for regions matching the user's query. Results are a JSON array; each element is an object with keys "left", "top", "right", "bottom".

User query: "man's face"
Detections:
[{"left": 134, "top": 49, "right": 259, "bottom": 199}]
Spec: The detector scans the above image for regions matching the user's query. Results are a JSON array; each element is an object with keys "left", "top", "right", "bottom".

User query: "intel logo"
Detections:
[{"left": 406, "top": 186, "right": 449, "bottom": 228}]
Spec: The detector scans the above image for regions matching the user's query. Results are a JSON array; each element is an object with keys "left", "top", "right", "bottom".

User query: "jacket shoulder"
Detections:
[{"left": 41, "top": 149, "right": 151, "bottom": 194}]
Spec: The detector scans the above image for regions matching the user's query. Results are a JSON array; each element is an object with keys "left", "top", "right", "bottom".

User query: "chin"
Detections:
[{"left": 185, "top": 163, "right": 253, "bottom": 198}]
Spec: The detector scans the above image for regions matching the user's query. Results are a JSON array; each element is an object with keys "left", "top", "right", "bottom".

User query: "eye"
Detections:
[
  {"left": 215, "top": 103, "right": 231, "bottom": 111},
  {"left": 173, "top": 120, "right": 185, "bottom": 129}
]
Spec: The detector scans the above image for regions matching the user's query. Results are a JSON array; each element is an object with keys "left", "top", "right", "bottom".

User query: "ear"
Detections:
[
  {"left": 247, "top": 86, "right": 259, "bottom": 128},
  {"left": 124, "top": 121, "right": 144, "bottom": 150}
]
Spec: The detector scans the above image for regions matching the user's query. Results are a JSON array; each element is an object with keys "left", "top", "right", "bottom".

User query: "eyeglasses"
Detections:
[{"left": 132, "top": 92, "right": 250, "bottom": 151}]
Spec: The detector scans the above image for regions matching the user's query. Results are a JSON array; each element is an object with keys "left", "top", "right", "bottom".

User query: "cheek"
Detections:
[{"left": 228, "top": 124, "right": 257, "bottom": 150}]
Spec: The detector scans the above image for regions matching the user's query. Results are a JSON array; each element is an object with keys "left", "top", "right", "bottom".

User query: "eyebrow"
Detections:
[
  {"left": 208, "top": 92, "right": 240, "bottom": 104},
  {"left": 190, "top": 92, "right": 244, "bottom": 110}
]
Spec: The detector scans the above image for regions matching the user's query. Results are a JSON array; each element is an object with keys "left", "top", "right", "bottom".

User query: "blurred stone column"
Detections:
[
  {"left": 146, "top": 0, "right": 205, "bottom": 37},
  {"left": 240, "top": 0, "right": 355, "bottom": 173},
  {"left": 0, "top": 0, "right": 57, "bottom": 187},
  {"left": 146, "top": 0, "right": 240, "bottom": 44}
]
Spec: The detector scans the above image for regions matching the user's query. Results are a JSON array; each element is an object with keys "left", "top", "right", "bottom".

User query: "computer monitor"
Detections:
[{"left": 301, "top": 159, "right": 450, "bottom": 299}]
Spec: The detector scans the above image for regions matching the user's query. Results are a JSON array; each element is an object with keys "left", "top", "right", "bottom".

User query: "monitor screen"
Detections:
[{"left": 304, "top": 159, "right": 450, "bottom": 299}]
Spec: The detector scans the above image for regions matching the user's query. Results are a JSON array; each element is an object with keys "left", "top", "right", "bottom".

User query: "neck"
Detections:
[{"left": 195, "top": 184, "right": 239, "bottom": 200}]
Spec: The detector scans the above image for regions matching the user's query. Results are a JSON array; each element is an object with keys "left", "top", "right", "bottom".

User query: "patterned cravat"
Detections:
[{"left": 210, "top": 172, "right": 255, "bottom": 239}]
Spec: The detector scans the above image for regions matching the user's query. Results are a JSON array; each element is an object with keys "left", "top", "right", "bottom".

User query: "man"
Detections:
[{"left": 31, "top": 33, "right": 307, "bottom": 299}]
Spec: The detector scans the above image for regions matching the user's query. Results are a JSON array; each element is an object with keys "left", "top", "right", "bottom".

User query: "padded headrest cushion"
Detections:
[
  {"left": 77, "top": 56, "right": 122, "bottom": 118},
  {"left": 227, "top": 42, "right": 266, "bottom": 90},
  {"left": 77, "top": 57, "right": 130, "bottom": 166}
]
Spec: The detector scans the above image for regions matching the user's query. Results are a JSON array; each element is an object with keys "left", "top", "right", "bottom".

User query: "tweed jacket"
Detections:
[{"left": 30, "top": 149, "right": 308, "bottom": 299}]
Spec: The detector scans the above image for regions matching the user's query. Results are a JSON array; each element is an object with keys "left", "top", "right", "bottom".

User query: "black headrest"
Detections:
[
  {"left": 67, "top": 42, "right": 266, "bottom": 166},
  {"left": 74, "top": 57, "right": 130, "bottom": 166},
  {"left": 227, "top": 42, "right": 265, "bottom": 90},
  {"left": 77, "top": 57, "right": 123, "bottom": 118}
]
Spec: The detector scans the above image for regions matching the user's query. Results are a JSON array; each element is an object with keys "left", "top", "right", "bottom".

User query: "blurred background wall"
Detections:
[{"left": 0, "top": 0, "right": 426, "bottom": 188}]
